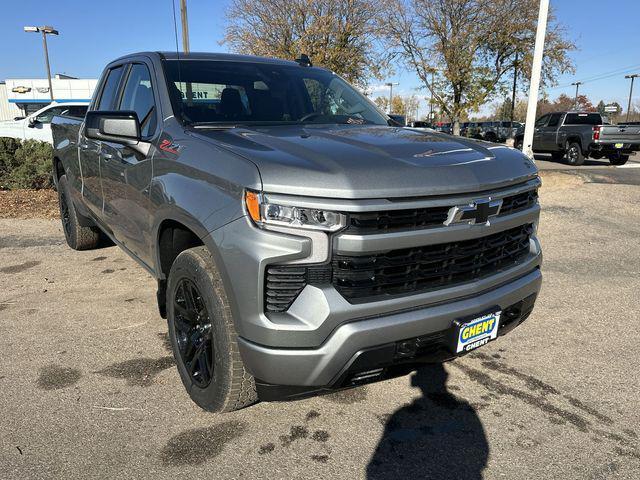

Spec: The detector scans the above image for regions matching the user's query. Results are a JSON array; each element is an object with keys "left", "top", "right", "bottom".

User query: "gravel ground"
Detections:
[{"left": 1, "top": 170, "right": 639, "bottom": 479}]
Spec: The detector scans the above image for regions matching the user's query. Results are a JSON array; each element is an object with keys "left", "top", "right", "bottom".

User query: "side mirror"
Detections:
[
  {"left": 84, "top": 110, "right": 141, "bottom": 144},
  {"left": 27, "top": 117, "right": 38, "bottom": 128},
  {"left": 387, "top": 114, "right": 406, "bottom": 127}
]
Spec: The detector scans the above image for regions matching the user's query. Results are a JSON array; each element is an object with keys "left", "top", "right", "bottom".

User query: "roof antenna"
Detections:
[{"left": 295, "top": 54, "right": 312, "bottom": 67}]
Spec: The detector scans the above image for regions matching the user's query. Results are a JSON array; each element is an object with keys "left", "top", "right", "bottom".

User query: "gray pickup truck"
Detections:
[
  {"left": 515, "top": 111, "right": 640, "bottom": 165},
  {"left": 51, "top": 52, "right": 542, "bottom": 412}
]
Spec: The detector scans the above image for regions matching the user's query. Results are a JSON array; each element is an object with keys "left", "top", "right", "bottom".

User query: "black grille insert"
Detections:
[
  {"left": 265, "top": 265, "right": 331, "bottom": 313},
  {"left": 347, "top": 189, "right": 538, "bottom": 234},
  {"left": 332, "top": 224, "right": 533, "bottom": 302}
]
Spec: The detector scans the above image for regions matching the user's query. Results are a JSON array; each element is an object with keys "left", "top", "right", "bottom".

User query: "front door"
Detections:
[{"left": 100, "top": 62, "right": 158, "bottom": 265}]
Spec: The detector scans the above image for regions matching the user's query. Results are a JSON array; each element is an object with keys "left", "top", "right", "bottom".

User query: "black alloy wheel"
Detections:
[
  {"left": 173, "top": 278, "right": 214, "bottom": 388},
  {"left": 566, "top": 142, "right": 585, "bottom": 166}
]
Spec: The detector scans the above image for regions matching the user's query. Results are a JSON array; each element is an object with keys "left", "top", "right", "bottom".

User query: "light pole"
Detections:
[
  {"left": 522, "top": 0, "right": 549, "bottom": 159},
  {"left": 570, "top": 81, "right": 583, "bottom": 109},
  {"left": 385, "top": 82, "right": 399, "bottom": 114},
  {"left": 24, "top": 25, "right": 58, "bottom": 102},
  {"left": 180, "top": 0, "right": 190, "bottom": 53},
  {"left": 625, "top": 74, "right": 639, "bottom": 123}
]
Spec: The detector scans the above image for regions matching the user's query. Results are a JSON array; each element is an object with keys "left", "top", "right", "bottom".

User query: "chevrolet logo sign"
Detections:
[
  {"left": 444, "top": 198, "right": 503, "bottom": 226},
  {"left": 12, "top": 86, "right": 31, "bottom": 94}
]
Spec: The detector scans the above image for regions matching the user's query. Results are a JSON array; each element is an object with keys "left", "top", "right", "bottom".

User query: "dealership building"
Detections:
[{"left": 0, "top": 75, "right": 97, "bottom": 121}]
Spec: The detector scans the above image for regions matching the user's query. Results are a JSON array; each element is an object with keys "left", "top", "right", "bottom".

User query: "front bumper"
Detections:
[{"left": 238, "top": 267, "right": 541, "bottom": 393}]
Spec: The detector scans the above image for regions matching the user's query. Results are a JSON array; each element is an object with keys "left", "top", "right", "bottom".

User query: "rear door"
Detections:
[
  {"left": 80, "top": 64, "right": 126, "bottom": 217},
  {"left": 532, "top": 114, "right": 550, "bottom": 151},
  {"left": 539, "top": 113, "right": 563, "bottom": 150},
  {"left": 100, "top": 61, "right": 158, "bottom": 263}
]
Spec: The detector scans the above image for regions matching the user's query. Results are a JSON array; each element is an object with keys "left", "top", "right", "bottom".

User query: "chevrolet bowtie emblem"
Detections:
[
  {"left": 12, "top": 86, "right": 31, "bottom": 94},
  {"left": 444, "top": 198, "right": 503, "bottom": 226}
]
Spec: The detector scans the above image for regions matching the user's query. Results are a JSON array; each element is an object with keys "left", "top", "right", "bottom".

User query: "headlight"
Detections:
[{"left": 245, "top": 190, "right": 347, "bottom": 232}]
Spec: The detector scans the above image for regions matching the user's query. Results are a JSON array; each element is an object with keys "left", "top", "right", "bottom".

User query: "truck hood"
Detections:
[{"left": 193, "top": 125, "right": 538, "bottom": 199}]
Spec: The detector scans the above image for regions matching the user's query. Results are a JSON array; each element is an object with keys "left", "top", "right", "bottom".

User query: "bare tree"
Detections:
[
  {"left": 379, "top": 0, "right": 575, "bottom": 134},
  {"left": 223, "top": 0, "right": 387, "bottom": 87}
]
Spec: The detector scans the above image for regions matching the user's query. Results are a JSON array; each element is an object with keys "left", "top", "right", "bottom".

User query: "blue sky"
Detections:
[{"left": 1, "top": 0, "right": 639, "bottom": 116}]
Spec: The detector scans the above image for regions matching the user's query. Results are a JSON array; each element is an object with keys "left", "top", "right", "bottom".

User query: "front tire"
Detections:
[
  {"left": 57, "top": 175, "right": 101, "bottom": 250},
  {"left": 565, "top": 142, "right": 585, "bottom": 166},
  {"left": 167, "top": 246, "right": 257, "bottom": 413},
  {"left": 608, "top": 153, "right": 629, "bottom": 166}
]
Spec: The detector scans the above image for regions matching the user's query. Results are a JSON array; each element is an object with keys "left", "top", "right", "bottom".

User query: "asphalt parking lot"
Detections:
[{"left": 1, "top": 167, "right": 640, "bottom": 479}]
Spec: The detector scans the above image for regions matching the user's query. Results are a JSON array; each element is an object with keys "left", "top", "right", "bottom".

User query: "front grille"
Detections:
[
  {"left": 500, "top": 190, "right": 538, "bottom": 216},
  {"left": 347, "top": 188, "right": 538, "bottom": 234},
  {"left": 332, "top": 224, "right": 533, "bottom": 302}
]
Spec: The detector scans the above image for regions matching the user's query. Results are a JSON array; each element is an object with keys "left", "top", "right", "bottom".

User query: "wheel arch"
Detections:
[
  {"left": 152, "top": 211, "right": 235, "bottom": 319},
  {"left": 565, "top": 136, "right": 583, "bottom": 152},
  {"left": 52, "top": 155, "right": 64, "bottom": 188}
]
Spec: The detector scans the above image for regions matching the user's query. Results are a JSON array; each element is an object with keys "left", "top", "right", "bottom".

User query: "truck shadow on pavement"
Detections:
[{"left": 367, "top": 364, "right": 488, "bottom": 480}]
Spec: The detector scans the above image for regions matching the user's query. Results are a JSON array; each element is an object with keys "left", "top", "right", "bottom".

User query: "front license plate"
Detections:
[
  {"left": 615, "top": 143, "right": 624, "bottom": 149},
  {"left": 454, "top": 311, "right": 501, "bottom": 353}
]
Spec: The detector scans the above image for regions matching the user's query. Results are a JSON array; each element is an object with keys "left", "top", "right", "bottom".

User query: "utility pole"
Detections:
[
  {"left": 24, "top": 26, "right": 58, "bottom": 102},
  {"left": 571, "top": 81, "right": 583, "bottom": 108},
  {"left": 180, "top": 0, "right": 190, "bottom": 53},
  {"left": 429, "top": 71, "right": 434, "bottom": 122},
  {"left": 625, "top": 74, "right": 639, "bottom": 123},
  {"left": 522, "top": 0, "right": 549, "bottom": 159},
  {"left": 510, "top": 51, "right": 519, "bottom": 125},
  {"left": 385, "top": 82, "right": 398, "bottom": 114}
]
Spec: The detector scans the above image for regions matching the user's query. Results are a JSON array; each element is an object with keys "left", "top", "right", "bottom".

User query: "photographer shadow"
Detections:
[{"left": 367, "top": 364, "right": 489, "bottom": 480}]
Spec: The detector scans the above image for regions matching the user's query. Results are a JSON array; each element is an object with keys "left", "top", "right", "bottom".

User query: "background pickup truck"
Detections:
[
  {"left": 51, "top": 51, "right": 542, "bottom": 413},
  {"left": 514, "top": 111, "right": 640, "bottom": 165},
  {"left": 0, "top": 102, "right": 88, "bottom": 144}
]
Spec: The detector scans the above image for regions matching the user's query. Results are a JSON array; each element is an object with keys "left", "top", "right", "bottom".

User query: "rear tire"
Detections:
[
  {"left": 167, "top": 246, "right": 257, "bottom": 413},
  {"left": 608, "top": 153, "right": 629, "bottom": 166},
  {"left": 514, "top": 138, "right": 523, "bottom": 151},
  {"left": 565, "top": 142, "right": 585, "bottom": 166},
  {"left": 57, "top": 175, "right": 101, "bottom": 250}
]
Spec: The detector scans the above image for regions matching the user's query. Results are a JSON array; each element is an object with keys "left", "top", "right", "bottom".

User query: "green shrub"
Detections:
[
  {"left": 0, "top": 139, "right": 53, "bottom": 189},
  {"left": 0, "top": 137, "right": 21, "bottom": 185}
]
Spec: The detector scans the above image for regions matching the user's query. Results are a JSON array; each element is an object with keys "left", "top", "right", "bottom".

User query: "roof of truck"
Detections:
[{"left": 111, "top": 51, "right": 302, "bottom": 67}]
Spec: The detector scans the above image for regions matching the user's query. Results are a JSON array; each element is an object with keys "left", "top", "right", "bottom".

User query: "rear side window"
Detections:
[
  {"left": 119, "top": 64, "right": 157, "bottom": 137},
  {"left": 564, "top": 113, "right": 602, "bottom": 125},
  {"left": 97, "top": 66, "right": 125, "bottom": 110}
]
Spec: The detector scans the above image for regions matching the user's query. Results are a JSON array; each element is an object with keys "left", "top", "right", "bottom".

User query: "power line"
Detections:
[{"left": 548, "top": 63, "right": 640, "bottom": 91}]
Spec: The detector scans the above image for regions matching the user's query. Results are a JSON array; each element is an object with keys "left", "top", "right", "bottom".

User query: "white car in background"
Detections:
[{"left": 0, "top": 102, "right": 88, "bottom": 144}]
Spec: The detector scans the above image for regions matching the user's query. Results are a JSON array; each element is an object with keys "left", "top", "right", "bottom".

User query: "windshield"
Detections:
[{"left": 164, "top": 59, "right": 388, "bottom": 126}]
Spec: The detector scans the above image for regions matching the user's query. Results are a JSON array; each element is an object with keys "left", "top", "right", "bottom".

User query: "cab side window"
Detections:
[
  {"left": 97, "top": 66, "right": 125, "bottom": 110},
  {"left": 535, "top": 115, "right": 549, "bottom": 127},
  {"left": 119, "top": 64, "right": 157, "bottom": 138},
  {"left": 35, "top": 106, "right": 67, "bottom": 124}
]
